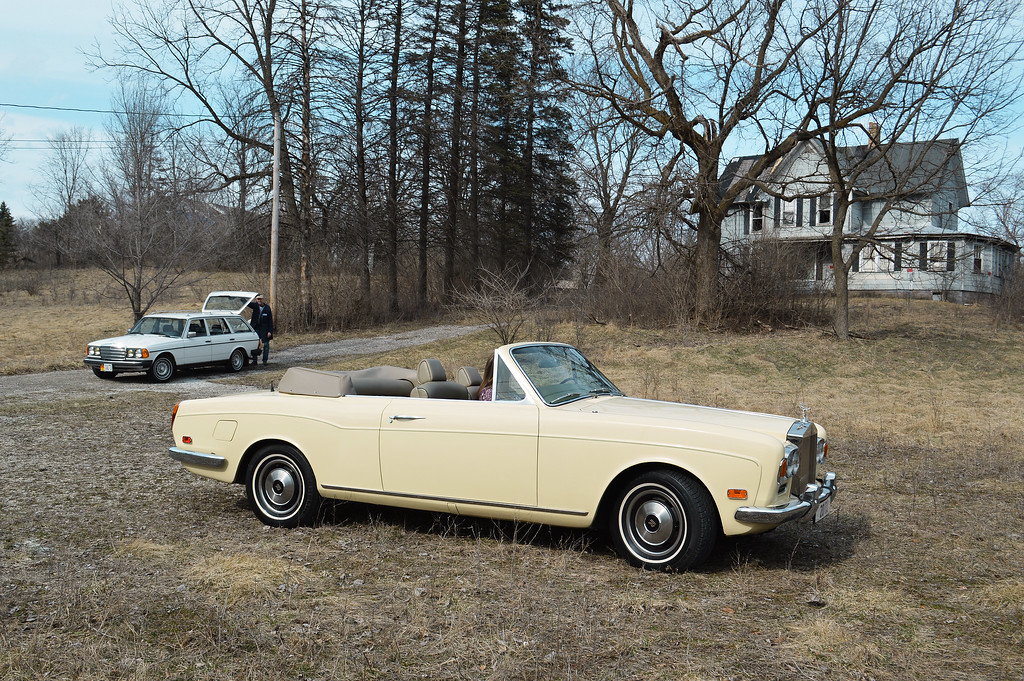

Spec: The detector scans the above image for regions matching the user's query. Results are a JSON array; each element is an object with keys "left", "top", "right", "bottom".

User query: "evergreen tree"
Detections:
[
  {"left": 474, "top": 0, "right": 575, "bottom": 279},
  {"left": 0, "top": 202, "right": 14, "bottom": 267}
]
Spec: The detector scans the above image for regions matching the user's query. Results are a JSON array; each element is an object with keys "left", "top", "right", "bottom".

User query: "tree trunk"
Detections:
[
  {"left": 385, "top": 0, "right": 402, "bottom": 315},
  {"left": 417, "top": 0, "right": 443, "bottom": 306},
  {"left": 443, "top": 0, "right": 470, "bottom": 301}
]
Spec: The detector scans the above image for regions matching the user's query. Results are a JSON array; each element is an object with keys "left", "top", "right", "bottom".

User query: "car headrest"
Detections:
[
  {"left": 416, "top": 358, "right": 447, "bottom": 384},
  {"left": 456, "top": 366, "right": 481, "bottom": 387}
]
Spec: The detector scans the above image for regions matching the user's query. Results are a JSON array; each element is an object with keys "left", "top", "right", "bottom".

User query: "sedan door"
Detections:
[{"left": 378, "top": 400, "right": 539, "bottom": 509}]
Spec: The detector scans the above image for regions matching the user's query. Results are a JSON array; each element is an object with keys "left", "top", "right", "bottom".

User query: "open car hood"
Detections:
[{"left": 202, "top": 291, "right": 259, "bottom": 315}]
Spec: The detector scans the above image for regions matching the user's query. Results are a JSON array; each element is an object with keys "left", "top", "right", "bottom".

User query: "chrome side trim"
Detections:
[
  {"left": 735, "top": 472, "right": 837, "bottom": 525},
  {"left": 321, "top": 483, "right": 590, "bottom": 518},
  {"left": 168, "top": 447, "right": 227, "bottom": 468}
]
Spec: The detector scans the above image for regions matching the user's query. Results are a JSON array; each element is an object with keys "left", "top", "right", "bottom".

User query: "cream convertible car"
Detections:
[{"left": 169, "top": 343, "right": 837, "bottom": 570}]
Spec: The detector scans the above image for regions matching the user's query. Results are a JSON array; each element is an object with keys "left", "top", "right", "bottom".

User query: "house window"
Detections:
[
  {"left": 926, "top": 241, "right": 956, "bottom": 272},
  {"left": 860, "top": 247, "right": 876, "bottom": 272},
  {"left": 974, "top": 244, "right": 983, "bottom": 273},
  {"left": 752, "top": 204, "right": 764, "bottom": 232},
  {"left": 895, "top": 240, "right": 903, "bottom": 271},
  {"left": 783, "top": 200, "right": 796, "bottom": 225},
  {"left": 818, "top": 197, "right": 831, "bottom": 225}
]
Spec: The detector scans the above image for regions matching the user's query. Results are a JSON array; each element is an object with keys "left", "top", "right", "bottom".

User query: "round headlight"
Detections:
[
  {"left": 778, "top": 443, "right": 800, "bottom": 485},
  {"left": 816, "top": 438, "right": 827, "bottom": 465}
]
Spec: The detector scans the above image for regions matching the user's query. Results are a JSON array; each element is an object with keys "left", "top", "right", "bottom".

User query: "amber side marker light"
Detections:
[
  {"left": 727, "top": 489, "right": 748, "bottom": 500},
  {"left": 171, "top": 402, "right": 180, "bottom": 428}
]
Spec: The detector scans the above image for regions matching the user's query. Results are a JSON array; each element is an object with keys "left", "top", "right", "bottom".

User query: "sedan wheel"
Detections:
[
  {"left": 228, "top": 348, "right": 246, "bottom": 372},
  {"left": 245, "top": 445, "right": 321, "bottom": 527},
  {"left": 610, "top": 470, "right": 716, "bottom": 571},
  {"left": 148, "top": 355, "right": 176, "bottom": 383}
]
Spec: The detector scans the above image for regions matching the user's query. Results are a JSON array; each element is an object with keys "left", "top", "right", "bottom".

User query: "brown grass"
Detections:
[{"left": 2, "top": 282, "right": 1023, "bottom": 679}]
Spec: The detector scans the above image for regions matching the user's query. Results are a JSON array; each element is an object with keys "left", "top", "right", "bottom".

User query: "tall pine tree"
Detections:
[{"left": 0, "top": 202, "right": 14, "bottom": 267}]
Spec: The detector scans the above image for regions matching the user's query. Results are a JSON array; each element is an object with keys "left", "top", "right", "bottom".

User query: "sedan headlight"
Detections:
[
  {"left": 88, "top": 346, "right": 101, "bottom": 356},
  {"left": 125, "top": 348, "right": 150, "bottom": 359}
]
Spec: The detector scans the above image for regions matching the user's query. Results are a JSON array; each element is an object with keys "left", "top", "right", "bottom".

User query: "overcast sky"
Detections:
[{"left": 0, "top": 1, "right": 117, "bottom": 221}]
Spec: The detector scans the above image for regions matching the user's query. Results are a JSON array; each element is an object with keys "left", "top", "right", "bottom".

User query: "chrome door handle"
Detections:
[{"left": 389, "top": 415, "right": 425, "bottom": 423}]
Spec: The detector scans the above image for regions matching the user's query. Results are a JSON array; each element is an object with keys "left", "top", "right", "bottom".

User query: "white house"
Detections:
[{"left": 720, "top": 137, "right": 1019, "bottom": 302}]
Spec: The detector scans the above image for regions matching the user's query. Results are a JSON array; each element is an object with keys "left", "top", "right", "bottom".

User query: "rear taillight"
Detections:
[{"left": 171, "top": 402, "right": 180, "bottom": 429}]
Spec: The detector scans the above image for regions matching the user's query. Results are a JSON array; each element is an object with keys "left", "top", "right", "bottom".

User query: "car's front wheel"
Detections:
[
  {"left": 227, "top": 348, "right": 246, "bottom": 372},
  {"left": 245, "top": 444, "right": 321, "bottom": 528},
  {"left": 609, "top": 470, "right": 717, "bottom": 571},
  {"left": 148, "top": 355, "right": 176, "bottom": 383}
]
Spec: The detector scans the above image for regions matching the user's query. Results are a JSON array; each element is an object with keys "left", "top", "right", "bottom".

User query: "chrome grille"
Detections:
[
  {"left": 99, "top": 346, "right": 126, "bottom": 361},
  {"left": 787, "top": 420, "right": 817, "bottom": 493}
]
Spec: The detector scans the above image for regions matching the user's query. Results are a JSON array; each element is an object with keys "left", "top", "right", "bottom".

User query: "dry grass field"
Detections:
[{"left": 2, "top": 269, "right": 1023, "bottom": 680}]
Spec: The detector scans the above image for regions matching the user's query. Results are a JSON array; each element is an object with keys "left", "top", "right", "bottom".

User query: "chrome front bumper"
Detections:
[{"left": 735, "top": 472, "right": 838, "bottom": 524}]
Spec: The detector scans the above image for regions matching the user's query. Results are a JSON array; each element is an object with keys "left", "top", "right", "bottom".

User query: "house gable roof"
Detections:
[{"left": 721, "top": 138, "right": 970, "bottom": 208}]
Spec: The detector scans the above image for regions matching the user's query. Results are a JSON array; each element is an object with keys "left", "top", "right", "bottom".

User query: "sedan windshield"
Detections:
[
  {"left": 510, "top": 345, "right": 623, "bottom": 406},
  {"left": 129, "top": 317, "right": 185, "bottom": 338}
]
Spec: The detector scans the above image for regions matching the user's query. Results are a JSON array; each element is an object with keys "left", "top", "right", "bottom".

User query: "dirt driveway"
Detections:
[{"left": 0, "top": 323, "right": 484, "bottom": 401}]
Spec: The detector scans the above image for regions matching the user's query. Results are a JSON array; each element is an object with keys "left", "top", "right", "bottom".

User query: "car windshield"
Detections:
[
  {"left": 510, "top": 345, "right": 622, "bottom": 406},
  {"left": 129, "top": 317, "right": 184, "bottom": 338}
]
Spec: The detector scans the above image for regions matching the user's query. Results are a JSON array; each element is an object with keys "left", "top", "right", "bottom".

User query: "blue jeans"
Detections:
[{"left": 257, "top": 330, "right": 270, "bottom": 363}]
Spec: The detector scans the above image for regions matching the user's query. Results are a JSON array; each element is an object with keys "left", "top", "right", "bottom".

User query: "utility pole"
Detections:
[{"left": 270, "top": 109, "right": 281, "bottom": 309}]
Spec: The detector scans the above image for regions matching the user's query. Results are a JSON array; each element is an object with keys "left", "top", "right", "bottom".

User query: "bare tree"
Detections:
[
  {"left": 789, "top": 0, "right": 1024, "bottom": 338},
  {"left": 98, "top": 0, "right": 309, "bottom": 313},
  {"left": 0, "top": 118, "right": 9, "bottom": 163},
  {"left": 578, "top": 0, "right": 1023, "bottom": 329},
  {"left": 75, "top": 82, "right": 215, "bottom": 321},
  {"left": 35, "top": 128, "right": 94, "bottom": 267},
  {"left": 577, "top": 0, "right": 832, "bottom": 322}
]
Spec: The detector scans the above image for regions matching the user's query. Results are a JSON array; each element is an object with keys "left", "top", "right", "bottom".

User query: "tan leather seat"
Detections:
[{"left": 410, "top": 359, "right": 469, "bottom": 399}]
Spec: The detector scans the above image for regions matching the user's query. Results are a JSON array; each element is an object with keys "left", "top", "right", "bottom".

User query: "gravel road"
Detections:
[{"left": 0, "top": 323, "right": 485, "bottom": 400}]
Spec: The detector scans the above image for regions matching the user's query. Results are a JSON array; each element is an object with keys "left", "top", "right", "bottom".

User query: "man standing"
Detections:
[{"left": 248, "top": 294, "right": 274, "bottom": 365}]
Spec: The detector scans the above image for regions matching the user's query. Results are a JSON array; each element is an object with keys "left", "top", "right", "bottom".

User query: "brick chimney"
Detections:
[{"left": 868, "top": 122, "right": 880, "bottom": 148}]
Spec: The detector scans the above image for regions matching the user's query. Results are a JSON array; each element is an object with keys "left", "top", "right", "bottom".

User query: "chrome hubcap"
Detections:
[
  {"left": 254, "top": 456, "right": 304, "bottom": 519},
  {"left": 634, "top": 499, "right": 674, "bottom": 545},
  {"left": 263, "top": 467, "right": 296, "bottom": 507},
  {"left": 620, "top": 482, "right": 687, "bottom": 563}
]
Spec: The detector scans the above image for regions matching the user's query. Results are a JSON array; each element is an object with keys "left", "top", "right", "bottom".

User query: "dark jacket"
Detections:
[{"left": 248, "top": 302, "right": 274, "bottom": 335}]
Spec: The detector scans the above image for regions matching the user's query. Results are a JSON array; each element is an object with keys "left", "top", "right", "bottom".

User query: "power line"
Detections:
[
  {"left": 0, "top": 102, "right": 116, "bottom": 115},
  {"left": 0, "top": 102, "right": 207, "bottom": 119}
]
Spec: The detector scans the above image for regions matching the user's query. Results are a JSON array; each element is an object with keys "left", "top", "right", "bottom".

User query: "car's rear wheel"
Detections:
[
  {"left": 91, "top": 367, "right": 117, "bottom": 379},
  {"left": 610, "top": 470, "right": 717, "bottom": 571},
  {"left": 245, "top": 444, "right": 321, "bottom": 528},
  {"left": 148, "top": 355, "right": 176, "bottom": 382},
  {"left": 227, "top": 348, "right": 246, "bottom": 372}
]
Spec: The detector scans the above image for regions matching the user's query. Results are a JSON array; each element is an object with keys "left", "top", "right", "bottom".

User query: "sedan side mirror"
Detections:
[{"left": 188, "top": 331, "right": 198, "bottom": 338}]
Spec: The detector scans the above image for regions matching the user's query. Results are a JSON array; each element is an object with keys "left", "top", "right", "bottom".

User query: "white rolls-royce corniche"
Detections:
[{"left": 168, "top": 342, "right": 837, "bottom": 570}]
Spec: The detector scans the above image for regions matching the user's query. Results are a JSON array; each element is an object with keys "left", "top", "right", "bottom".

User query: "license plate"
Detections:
[
  {"left": 814, "top": 495, "right": 833, "bottom": 522},
  {"left": 101, "top": 363, "right": 114, "bottom": 372}
]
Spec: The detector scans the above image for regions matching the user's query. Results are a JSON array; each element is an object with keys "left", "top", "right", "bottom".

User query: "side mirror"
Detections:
[{"left": 188, "top": 331, "right": 198, "bottom": 338}]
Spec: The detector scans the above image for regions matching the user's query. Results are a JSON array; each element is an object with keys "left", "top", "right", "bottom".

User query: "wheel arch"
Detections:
[
  {"left": 595, "top": 462, "right": 723, "bottom": 536},
  {"left": 233, "top": 438, "right": 309, "bottom": 485}
]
